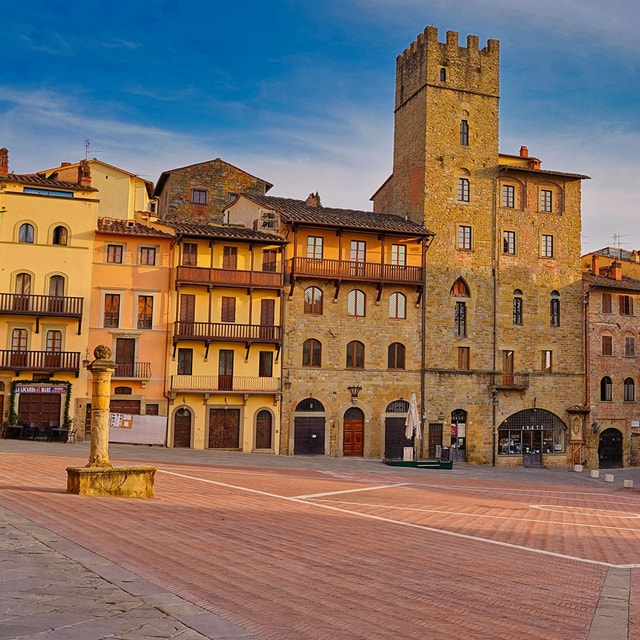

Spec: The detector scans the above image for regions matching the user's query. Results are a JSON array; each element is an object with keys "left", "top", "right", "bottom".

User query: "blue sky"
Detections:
[{"left": 2, "top": 0, "right": 639, "bottom": 253}]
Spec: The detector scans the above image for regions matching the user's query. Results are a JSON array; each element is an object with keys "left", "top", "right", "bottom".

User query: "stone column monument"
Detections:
[{"left": 67, "top": 345, "right": 156, "bottom": 498}]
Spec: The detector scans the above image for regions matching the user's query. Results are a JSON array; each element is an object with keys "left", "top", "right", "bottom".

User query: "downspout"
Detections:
[
  {"left": 420, "top": 236, "right": 428, "bottom": 460},
  {"left": 492, "top": 171, "right": 498, "bottom": 467}
]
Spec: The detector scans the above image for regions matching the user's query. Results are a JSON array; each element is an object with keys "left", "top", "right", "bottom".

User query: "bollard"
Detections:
[
  {"left": 624, "top": 479, "right": 634, "bottom": 488},
  {"left": 604, "top": 474, "right": 614, "bottom": 483},
  {"left": 590, "top": 470, "right": 600, "bottom": 479},
  {"left": 574, "top": 464, "right": 583, "bottom": 473}
]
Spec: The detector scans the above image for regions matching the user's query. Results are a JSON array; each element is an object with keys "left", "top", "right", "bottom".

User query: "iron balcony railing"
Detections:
[
  {"left": 176, "top": 266, "right": 283, "bottom": 289},
  {"left": 170, "top": 375, "right": 280, "bottom": 393},
  {"left": 113, "top": 362, "right": 152, "bottom": 379},
  {"left": 288, "top": 257, "right": 424, "bottom": 284},
  {"left": 0, "top": 350, "right": 80, "bottom": 374},
  {"left": 173, "top": 321, "right": 281, "bottom": 343},
  {"left": 0, "top": 293, "right": 84, "bottom": 317},
  {"left": 489, "top": 373, "right": 530, "bottom": 390}
]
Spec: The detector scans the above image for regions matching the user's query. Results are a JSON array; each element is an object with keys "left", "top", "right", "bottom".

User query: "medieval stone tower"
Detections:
[{"left": 373, "top": 26, "right": 587, "bottom": 466}]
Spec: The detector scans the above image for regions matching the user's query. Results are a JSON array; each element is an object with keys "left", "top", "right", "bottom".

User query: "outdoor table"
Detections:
[
  {"left": 48, "top": 428, "right": 69, "bottom": 443},
  {"left": 3, "top": 424, "right": 24, "bottom": 439}
]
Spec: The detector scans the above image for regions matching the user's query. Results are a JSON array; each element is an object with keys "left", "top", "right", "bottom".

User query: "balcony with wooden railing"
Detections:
[
  {"left": 173, "top": 321, "right": 281, "bottom": 344},
  {"left": 288, "top": 258, "right": 424, "bottom": 284},
  {"left": 0, "top": 293, "right": 85, "bottom": 333},
  {"left": 113, "top": 362, "right": 152, "bottom": 379},
  {"left": 175, "top": 266, "right": 283, "bottom": 290},
  {"left": 0, "top": 350, "right": 81, "bottom": 376},
  {"left": 170, "top": 375, "right": 280, "bottom": 393},
  {"left": 489, "top": 373, "right": 530, "bottom": 390}
]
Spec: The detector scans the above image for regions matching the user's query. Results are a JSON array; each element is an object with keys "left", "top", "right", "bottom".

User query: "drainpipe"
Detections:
[
  {"left": 491, "top": 173, "right": 498, "bottom": 467},
  {"left": 420, "top": 237, "right": 428, "bottom": 461}
]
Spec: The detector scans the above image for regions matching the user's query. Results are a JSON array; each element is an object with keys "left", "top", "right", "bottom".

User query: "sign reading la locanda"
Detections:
[{"left": 14, "top": 385, "right": 67, "bottom": 394}]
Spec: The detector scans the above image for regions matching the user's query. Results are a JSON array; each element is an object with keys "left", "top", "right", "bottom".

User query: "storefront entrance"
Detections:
[{"left": 294, "top": 398, "right": 325, "bottom": 455}]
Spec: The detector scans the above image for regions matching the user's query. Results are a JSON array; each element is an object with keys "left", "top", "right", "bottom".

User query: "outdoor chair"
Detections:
[{"left": 66, "top": 428, "right": 77, "bottom": 444}]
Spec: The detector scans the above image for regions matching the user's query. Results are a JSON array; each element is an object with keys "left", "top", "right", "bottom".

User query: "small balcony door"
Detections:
[
  {"left": 11, "top": 328, "right": 28, "bottom": 367},
  {"left": 350, "top": 240, "right": 366, "bottom": 277},
  {"left": 44, "top": 330, "right": 62, "bottom": 368},
  {"left": 503, "top": 350, "right": 514, "bottom": 386},
  {"left": 218, "top": 349, "right": 234, "bottom": 390},
  {"left": 260, "top": 299, "right": 275, "bottom": 340},
  {"left": 179, "top": 294, "right": 195, "bottom": 335},
  {"left": 115, "top": 338, "right": 136, "bottom": 377},
  {"left": 14, "top": 273, "right": 31, "bottom": 311},
  {"left": 48, "top": 275, "right": 65, "bottom": 312}
]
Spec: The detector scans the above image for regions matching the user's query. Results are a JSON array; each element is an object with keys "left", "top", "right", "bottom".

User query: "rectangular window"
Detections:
[
  {"left": 454, "top": 301, "right": 466, "bottom": 337},
  {"left": 262, "top": 249, "right": 278, "bottom": 272},
  {"left": 541, "top": 234, "right": 554, "bottom": 258},
  {"left": 503, "top": 231, "right": 515, "bottom": 255},
  {"left": 540, "top": 189, "right": 552, "bottom": 212},
  {"left": 625, "top": 337, "right": 635, "bottom": 357},
  {"left": 182, "top": 242, "right": 198, "bottom": 266},
  {"left": 513, "top": 297, "right": 523, "bottom": 326},
  {"left": 602, "top": 293, "right": 612, "bottom": 313},
  {"left": 223, "top": 246, "right": 238, "bottom": 270},
  {"left": 258, "top": 351, "right": 273, "bottom": 377},
  {"left": 550, "top": 298, "right": 560, "bottom": 327},
  {"left": 457, "top": 178, "right": 470, "bottom": 202},
  {"left": 458, "top": 226, "right": 472, "bottom": 250},
  {"left": 620, "top": 295, "right": 634, "bottom": 316},
  {"left": 221, "top": 297, "right": 236, "bottom": 323},
  {"left": 457, "top": 347, "right": 470, "bottom": 371},
  {"left": 139, "top": 246, "right": 156, "bottom": 266},
  {"left": 459, "top": 120, "right": 469, "bottom": 146},
  {"left": 104, "top": 294, "right": 120, "bottom": 328},
  {"left": 541, "top": 350, "right": 553, "bottom": 373},
  {"left": 106, "top": 244, "right": 123, "bottom": 264},
  {"left": 502, "top": 185, "right": 515, "bottom": 208},
  {"left": 177, "top": 348, "right": 193, "bottom": 375},
  {"left": 192, "top": 189, "right": 207, "bottom": 205},
  {"left": 602, "top": 335, "right": 613, "bottom": 356},
  {"left": 137, "top": 295, "right": 153, "bottom": 329},
  {"left": 307, "top": 236, "right": 323, "bottom": 259},
  {"left": 145, "top": 404, "right": 159, "bottom": 415},
  {"left": 391, "top": 244, "right": 407, "bottom": 266}
]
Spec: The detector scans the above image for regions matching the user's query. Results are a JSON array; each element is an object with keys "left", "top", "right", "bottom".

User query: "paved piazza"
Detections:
[{"left": 1, "top": 441, "right": 639, "bottom": 639}]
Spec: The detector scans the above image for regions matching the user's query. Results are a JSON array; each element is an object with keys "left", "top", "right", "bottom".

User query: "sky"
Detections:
[{"left": 2, "top": 0, "right": 639, "bottom": 254}]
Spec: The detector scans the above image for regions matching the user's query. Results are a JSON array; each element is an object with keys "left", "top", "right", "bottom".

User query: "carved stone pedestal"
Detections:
[{"left": 66, "top": 466, "right": 157, "bottom": 498}]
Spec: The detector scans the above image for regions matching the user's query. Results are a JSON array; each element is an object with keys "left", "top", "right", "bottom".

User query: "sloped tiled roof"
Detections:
[
  {"left": 97, "top": 218, "right": 174, "bottom": 237},
  {"left": 169, "top": 221, "right": 287, "bottom": 244},
  {"left": 583, "top": 272, "right": 640, "bottom": 292},
  {"left": 499, "top": 165, "right": 590, "bottom": 180},
  {"left": 240, "top": 195, "right": 434, "bottom": 237},
  {"left": 0, "top": 173, "right": 98, "bottom": 191}
]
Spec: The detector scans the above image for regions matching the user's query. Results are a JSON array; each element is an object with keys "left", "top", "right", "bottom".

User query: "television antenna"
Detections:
[{"left": 84, "top": 139, "right": 102, "bottom": 159}]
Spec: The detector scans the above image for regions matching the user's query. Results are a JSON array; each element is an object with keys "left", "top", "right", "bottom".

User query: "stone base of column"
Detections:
[{"left": 66, "top": 466, "right": 157, "bottom": 498}]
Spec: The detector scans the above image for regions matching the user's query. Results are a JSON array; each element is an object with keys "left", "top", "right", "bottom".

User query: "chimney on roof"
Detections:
[
  {"left": 591, "top": 254, "right": 600, "bottom": 274},
  {"left": 78, "top": 159, "right": 91, "bottom": 187},
  {"left": 61, "top": 162, "right": 71, "bottom": 167},
  {"left": 610, "top": 260, "right": 622, "bottom": 281},
  {"left": 519, "top": 146, "right": 528, "bottom": 158},
  {"left": 0, "top": 147, "right": 8, "bottom": 177},
  {"left": 306, "top": 191, "right": 321, "bottom": 207}
]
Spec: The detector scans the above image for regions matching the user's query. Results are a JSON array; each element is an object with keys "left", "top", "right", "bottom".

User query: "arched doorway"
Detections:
[
  {"left": 255, "top": 410, "right": 273, "bottom": 449},
  {"left": 599, "top": 428, "right": 623, "bottom": 469},
  {"left": 343, "top": 407, "right": 364, "bottom": 456},
  {"left": 173, "top": 407, "right": 192, "bottom": 448},
  {"left": 294, "top": 397, "right": 325, "bottom": 454},
  {"left": 384, "top": 399, "right": 412, "bottom": 459},
  {"left": 451, "top": 409, "right": 467, "bottom": 462}
]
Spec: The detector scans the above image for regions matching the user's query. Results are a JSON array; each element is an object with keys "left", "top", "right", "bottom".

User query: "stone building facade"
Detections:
[
  {"left": 372, "top": 27, "right": 589, "bottom": 467},
  {"left": 154, "top": 158, "right": 272, "bottom": 224}
]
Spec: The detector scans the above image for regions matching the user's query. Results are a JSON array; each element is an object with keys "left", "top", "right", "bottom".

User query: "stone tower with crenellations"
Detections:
[{"left": 373, "top": 26, "right": 587, "bottom": 467}]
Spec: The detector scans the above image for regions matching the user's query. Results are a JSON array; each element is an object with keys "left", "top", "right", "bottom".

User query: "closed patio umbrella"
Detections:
[{"left": 404, "top": 392, "right": 421, "bottom": 441}]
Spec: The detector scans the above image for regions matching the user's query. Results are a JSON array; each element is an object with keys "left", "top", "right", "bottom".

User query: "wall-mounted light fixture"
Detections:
[
  {"left": 283, "top": 375, "right": 292, "bottom": 390},
  {"left": 591, "top": 421, "right": 599, "bottom": 435},
  {"left": 82, "top": 348, "right": 91, "bottom": 368},
  {"left": 347, "top": 384, "right": 362, "bottom": 403}
]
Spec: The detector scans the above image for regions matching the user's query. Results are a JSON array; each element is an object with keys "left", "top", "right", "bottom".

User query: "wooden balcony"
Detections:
[
  {"left": 170, "top": 375, "right": 280, "bottom": 393},
  {"left": 113, "top": 362, "right": 152, "bottom": 379},
  {"left": 0, "top": 350, "right": 81, "bottom": 376},
  {"left": 288, "top": 257, "right": 424, "bottom": 284},
  {"left": 0, "top": 293, "right": 84, "bottom": 333},
  {"left": 175, "top": 266, "right": 283, "bottom": 290},
  {"left": 173, "top": 322, "right": 281, "bottom": 344},
  {"left": 489, "top": 373, "right": 530, "bottom": 390}
]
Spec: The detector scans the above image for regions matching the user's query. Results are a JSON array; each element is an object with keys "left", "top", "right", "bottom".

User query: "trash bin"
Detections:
[{"left": 440, "top": 447, "right": 450, "bottom": 462}]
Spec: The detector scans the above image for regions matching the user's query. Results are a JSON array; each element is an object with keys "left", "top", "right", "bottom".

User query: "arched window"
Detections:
[
  {"left": 624, "top": 378, "right": 635, "bottom": 402},
  {"left": 52, "top": 226, "right": 68, "bottom": 245},
  {"left": 114, "top": 386, "right": 133, "bottom": 395},
  {"left": 295, "top": 397, "right": 325, "bottom": 412},
  {"left": 389, "top": 292, "right": 406, "bottom": 319},
  {"left": 388, "top": 342, "right": 406, "bottom": 369},
  {"left": 11, "top": 328, "right": 28, "bottom": 351},
  {"left": 513, "top": 289, "right": 523, "bottom": 326},
  {"left": 450, "top": 278, "right": 470, "bottom": 297},
  {"left": 454, "top": 301, "right": 466, "bottom": 337},
  {"left": 346, "top": 341, "right": 365, "bottom": 369},
  {"left": 601, "top": 377, "right": 613, "bottom": 402},
  {"left": 304, "top": 287, "right": 323, "bottom": 315},
  {"left": 45, "top": 330, "right": 62, "bottom": 352},
  {"left": 15, "top": 272, "right": 31, "bottom": 295},
  {"left": 347, "top": 289, "right": 365, "bottom": 317},
  {"left": 19, "top": 223, "right": 34, "bottom": 243},
  {"left": 550, "top": 291, "right": 560, "bottom": 327},
  {"left": 459, "top": 119, "right": 469, "bottom": 146},
  {"left": 386, "top": 399, "right": 410, "bottom": 413},
  {"left": 49, "top": 275, "right": 65, "bottom": 297},
  {"left": 302, "top": 338, "right": 321, "bottom": 367}
]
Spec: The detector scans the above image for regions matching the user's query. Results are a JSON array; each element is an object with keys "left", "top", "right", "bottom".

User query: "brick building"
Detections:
[{"left": 372, "top": 27, "right": 589, "bottom": 467}]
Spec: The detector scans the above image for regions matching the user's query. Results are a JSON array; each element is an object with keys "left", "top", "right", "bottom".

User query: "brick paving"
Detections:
[{"left": 1, "top": 440, "right": 639, "bottom": 639}]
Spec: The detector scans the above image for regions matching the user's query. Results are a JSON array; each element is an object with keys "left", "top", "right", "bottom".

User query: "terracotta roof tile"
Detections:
[
  {"left": 97, "top": 218, "right": 174, "bottom": 237},
  {"left": 0, "top": 173, "right": 98, "bottom": 191},
  {"left": 583, "top": 272, "right": 640, "bottom": 292},
  {"left": 169, "top": 221, "right": 287, "bottom": 244}
]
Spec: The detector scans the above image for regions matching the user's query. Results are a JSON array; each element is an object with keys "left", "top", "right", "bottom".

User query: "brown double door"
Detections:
[
  {"left": 343, "top": 407, "right": 364, "bottom": 456},
  {"left": 208, "top": 408, "right": 240, "bottom": 448},
  {"left": 18, "top": 393, "right": 62, "bottom": 428}
]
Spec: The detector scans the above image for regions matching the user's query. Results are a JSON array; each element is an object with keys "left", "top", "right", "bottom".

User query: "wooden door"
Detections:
[
  {"left": 218, "top": 350, "right": 234, "bottom": 390},
  {"left": 255, "top": 410, "right": 272, "bottom": 449},
  {"left": 350, "top": 240, "right": 366, "bottom": 276},
  {"left": 428, "top": 423, "right": 443, "bottom": 458},
  {"left": 384, "top": 416, "right": 413, "bottom": 459},
  {"left": 260, "top": 299, "right": 275, "bottom": 340},
  {"left": 208, "top": 408, "right": 240, "bottom": 448},
  {"left": 294, "top": 416, "right": 325, "bottom": 454},
  {"left": 110, "top": 399, "right": 141, "bottom": 414},
  {"left": 173, "top": 408, "right": 192, "bottom": 448},
  {"left": 343, "top": 416, "right": 364, "bottom": 456},
  {"left": 18, "top": 393, "right": 62, "bottom": 428},
  {"left": 179, "top": 294, "right": 195, "bottom": 334},
  {"left": 115, "top": 338, "right": 136, "bottom": 377},
  {"left": 11, "top": 328, "right": 28, "bottom": 368},
  {"left": 503, "top": 350, "right": 514, "bottom": 385},
  {"left": 44, "top": 330, "right": 62, "bottom": 368}
]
